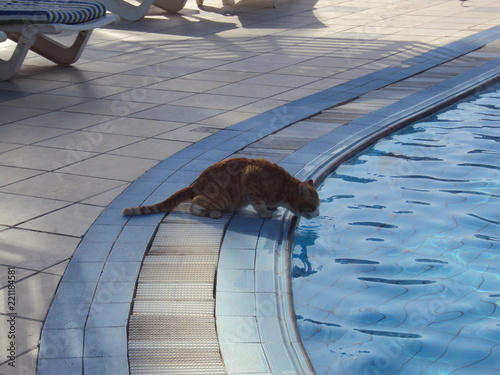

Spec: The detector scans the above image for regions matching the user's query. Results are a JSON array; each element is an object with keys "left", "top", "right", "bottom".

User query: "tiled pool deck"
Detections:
[{"left": 0, "top": 0, "right": 499, "bottom": 374}]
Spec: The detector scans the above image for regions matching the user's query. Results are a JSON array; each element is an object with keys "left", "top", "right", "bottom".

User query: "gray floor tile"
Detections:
[
  {"left": 57, "top": 154, "right": 158, "bottom": 181},
  {"left": 131, "top": 104, "right": 223, "bottom": 123},
  {"left": 0, "top": 145, "right": 96, "bottom": 171},
  {"left": 1, "top": 172, "right": 125, "bottom": 202},
  {"left": 0, "top": 193, "right": 69, "bottom": 226},
  {"left": 19, "top": 204, "right": 103, "bottom": 237}
]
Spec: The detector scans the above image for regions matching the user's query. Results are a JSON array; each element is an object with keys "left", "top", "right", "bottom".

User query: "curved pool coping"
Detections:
[{"left": 36, "top": 25, "right": 500, "bottom": 375}]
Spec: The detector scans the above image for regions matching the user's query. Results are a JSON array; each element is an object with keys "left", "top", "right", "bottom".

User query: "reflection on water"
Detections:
[{"left": 292, "top": 86, "right": 500, "bottom": 375}]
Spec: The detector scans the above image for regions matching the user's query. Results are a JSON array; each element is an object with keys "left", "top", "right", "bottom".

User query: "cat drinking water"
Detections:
[{"left": 122, "top": 158, "right": 320, "bottom": 219}]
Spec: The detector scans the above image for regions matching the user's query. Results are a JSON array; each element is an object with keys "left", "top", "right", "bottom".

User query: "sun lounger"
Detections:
[
  {"left": 0, "top": 0, "right": 119, "bottom": 81},
  {"left": 99, "top": 0, "right": 188, "bottom": 21}
]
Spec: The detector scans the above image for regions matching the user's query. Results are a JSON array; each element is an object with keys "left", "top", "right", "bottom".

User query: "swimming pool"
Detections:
[{"left": 291, "top": 85, "right": 500, "bottom": 375}]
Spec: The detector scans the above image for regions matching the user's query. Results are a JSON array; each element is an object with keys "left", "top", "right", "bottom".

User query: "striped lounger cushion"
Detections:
[{"left": 0, "top": 0, "right": 107, "bottom": 25}]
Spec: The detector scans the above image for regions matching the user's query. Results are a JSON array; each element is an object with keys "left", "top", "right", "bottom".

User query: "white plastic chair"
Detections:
[{"left": 99, "top": 0, "right": 188, "bottom": 21}]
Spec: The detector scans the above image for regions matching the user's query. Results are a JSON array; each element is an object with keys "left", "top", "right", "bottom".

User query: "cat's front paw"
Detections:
[{"left": 209, "top": 210, "right": 222, "bottom": 219}]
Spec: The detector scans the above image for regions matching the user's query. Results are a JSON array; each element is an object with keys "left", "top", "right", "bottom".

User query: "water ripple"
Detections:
[
  {"left": 358, "top": 277, "right": 436, "bottom": 285},
  {"left": 353, "top": 328, "right": 422, "bottom": 339},
  {"left": 349, "top": 221, "right": 398, "bottom": 229}
]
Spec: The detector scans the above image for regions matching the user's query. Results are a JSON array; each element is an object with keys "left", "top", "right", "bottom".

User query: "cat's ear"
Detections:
[
  {"left": 299, "top": 182, "right": 310, "bottom": 197},
  {"left": 306, "top": 179, "right": 314, "bottom": 187}
]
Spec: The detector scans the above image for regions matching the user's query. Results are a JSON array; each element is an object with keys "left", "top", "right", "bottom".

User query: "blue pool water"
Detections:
[{"left": 292, "top": 86, "right": 500, "bottom": 375}]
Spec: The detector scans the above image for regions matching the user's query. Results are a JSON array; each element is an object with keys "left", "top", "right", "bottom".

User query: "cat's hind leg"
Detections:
[{"left": 190, "top": 196, "right": 223, "bottom": 219}]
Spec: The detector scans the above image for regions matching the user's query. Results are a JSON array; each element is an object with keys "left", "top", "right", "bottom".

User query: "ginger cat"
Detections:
[{"left": 123, "top": 158, "right": 320, "bottom": 219}]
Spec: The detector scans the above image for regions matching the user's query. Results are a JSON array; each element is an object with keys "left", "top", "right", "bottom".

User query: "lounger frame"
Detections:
[{"left": 0, "top": 14, "right": 119, "bottom": 81}]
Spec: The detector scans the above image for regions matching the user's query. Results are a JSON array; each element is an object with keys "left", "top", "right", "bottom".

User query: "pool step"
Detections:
[{"left": 128, "top": 207, "right": 230, "bottom": 375}]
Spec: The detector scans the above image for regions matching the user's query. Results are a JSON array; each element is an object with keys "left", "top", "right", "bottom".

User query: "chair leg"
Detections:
[
  {"left": 0, "top": 31, "right": 38, "bottom": 81},
  {"left": 153, "top": 0, "right": 188, "bottom": 12},
  {"left": 7, "top": 29, "right": 93, "bottom": 65}
]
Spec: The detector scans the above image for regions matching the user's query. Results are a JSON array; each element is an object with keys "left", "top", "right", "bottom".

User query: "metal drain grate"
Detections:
[{"left": 128, "top": 206, "right": 230, "bottom": 375}]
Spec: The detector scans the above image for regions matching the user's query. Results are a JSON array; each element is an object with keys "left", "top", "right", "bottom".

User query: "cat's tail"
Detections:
[{"left": 122, "top": 186, "right": 194, "bottom": 216}]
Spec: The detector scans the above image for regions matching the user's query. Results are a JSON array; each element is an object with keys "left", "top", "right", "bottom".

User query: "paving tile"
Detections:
[
  {"left": 0, "top": 124, "right": 72, "bottom": 145},
  {"left": 100, "top": 261, "right": 142, "bottom": 282},
  {"left": 84, "top": 327, "right": 127, "bottom": 357},
  {"left": 0, "top": 348, "right": 38, "bottom": 375},
  {"left": 169, "top": 93, "right": 258, "bottom": 110},
  {"left": 46, "top": 82, "right": 130, "bottom": 99},
  {"left": 18, "top": 111, "right": 114, "bottom": 130},
  {"left": 115, "top": 225, "right": 157, "bottom": 244},
  {"left": 59, "top": 261, "right": 104, "bottom": 284},
  {"left": 80, "top": 224, "right": 123, "bottom": 244},
  {"left": 217, "top": 268, "right": 255, "bottom": 293},
  {"left": 86, "top": 302, "right": 131, "bottom": 328},
  {"left": 0, "top": 172, "right": 124, "bottom": 202},
  {"left": 1, "top": 94, "right": 89, "bottom": 110},
  {"left": 220, "top": 342, "right": 271, "bottom": 374},
  {"left": 218, "top": 249, "right": 255, "bottom": 270},
  {"left": 63, "top": 99, "right": 156, "bottom": 117},
  {"left": 0, "top": 145, "right": 96, "bottom": 171},
  {"left": 109, "top": 138, "right": 188, "bottom": 160},
  {"left": 131, "top": 104, "right": 223, "bottom": 123},
  {"left": 39, "top": 328, "right": 84, "bottom": 359},
  {"left": 0, "top": 228, "right": 79, "bottom": 271},
  {"left": 37, "top": 358, "right": 82, "bottom": 375},
  {"left": 0, "top": 193, "right": 69, "bottom": 226},
  {"left": 52, "top": 282, "right": 97, "bottom": 306},
  {"left": 43, "top": 303, "right": 90, "bottom": 329},
  {"left": 19, "top": 204, "right": 103, "bottom": 236},
  {"left": 108, "top": 242, "right": 144, "bottom": 262},
  {"left": 106, "top": 87, "right": 193, "bottom": 104},
  {"left": 35, "top": 131, "right": 141, "bottom": 153},
  {"left": 217, "top": 316, "right": 260, "bottom": 343},
  {"left": 216, "top": 291, "right": 255, "bottom": 317},
  {"left": 222, "top": 230, "right": 259, "bottom": 250},
  {"left": 85, "top": 118, "right": 184, "bottom": 137},
  {"left": 57, "top": 154, "right": 158, "bottom": 181},
  {"left": 93, "top": 281, "right": 136, "bottom": 304},
  {"left": 0, "top": 166, "right": 44, "bottom": 187},
  {"left": 84, "top": 356, "right": 129, "bottom": 375}
]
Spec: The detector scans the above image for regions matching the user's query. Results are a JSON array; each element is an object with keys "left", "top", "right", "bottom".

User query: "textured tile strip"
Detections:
[{"left": 128, "top": 205, "right": 230, "bottom": 375}]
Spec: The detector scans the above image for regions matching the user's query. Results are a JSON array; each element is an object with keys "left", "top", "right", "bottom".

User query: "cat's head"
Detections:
[{"left": 291, "top": 179, "right": 320, "bottom": 219}]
